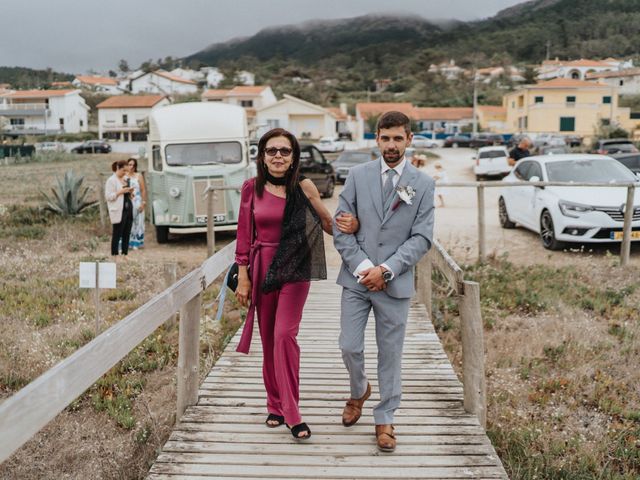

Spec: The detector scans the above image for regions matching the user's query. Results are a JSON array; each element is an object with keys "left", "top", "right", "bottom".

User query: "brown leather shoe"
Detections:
[
  {"left": 342, "top": 382, "right": 371, "bottom": 427},
  {"left": 375, "top": 424, "right": 396, "bottom": 452}
]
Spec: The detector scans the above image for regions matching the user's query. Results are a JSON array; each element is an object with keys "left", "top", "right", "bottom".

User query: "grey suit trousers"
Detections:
[{"left": 339, "top": 286, "right": 411, "bottom": 425}]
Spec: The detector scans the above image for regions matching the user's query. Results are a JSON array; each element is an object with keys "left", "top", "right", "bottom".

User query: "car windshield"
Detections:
[
  {"left": 165, "top": 142, "right": 242, "bottom": 166},
  {"left": 336, "top": 151, "right": 371, "bottom": 164},
  {"left": 479, "top": 150, "right": 506, "bottom": 159},
  {"left": 546, "top": 159, "right": 637, "bottom": 182}
]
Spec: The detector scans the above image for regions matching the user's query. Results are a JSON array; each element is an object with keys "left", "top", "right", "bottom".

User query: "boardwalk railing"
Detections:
[
  {"left": 0, "top": 242, "right": 236, "bottom": 463},
  {"left": 445, "top": 180, "right": 638, "bottom": 266},
  {"left": 416, "top": 240, "right": 487, "bottom": 427}
]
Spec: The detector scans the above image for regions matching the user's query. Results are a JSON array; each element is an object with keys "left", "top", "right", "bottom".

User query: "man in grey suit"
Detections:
[{"left": 333, "top": 111, "right": 435, "bottom": 452}]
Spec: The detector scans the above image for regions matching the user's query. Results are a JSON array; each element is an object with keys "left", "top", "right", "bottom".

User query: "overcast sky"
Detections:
[{"left": 0, "top": 0, "right": 525, "bottom": 74}]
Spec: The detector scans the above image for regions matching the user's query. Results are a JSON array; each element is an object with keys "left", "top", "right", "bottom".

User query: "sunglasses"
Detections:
[{"left": 264, "top": 147, "right": 293, "bottom": 157}]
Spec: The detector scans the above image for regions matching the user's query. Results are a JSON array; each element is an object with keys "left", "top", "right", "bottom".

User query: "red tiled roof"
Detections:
[
  {"left": 75, "top": 75, "right": 118, "bottom": 86},
  {"left": 326, "top": 107, "right": 347, "bottom": 120},
  {"left": 413, "top": 107, "right": 473, "bottom": 121},
  {"left": 153, "top": 71, "right": 197, "bottom": 85},
  {"left": 202, "top": 89, "right": 231, "bottom": 98},
  {"left": 356, "top": 102, "right": 416, "bottom": 119},
  {"left": 96, "top": 95, "right": 167, "bottom": 109},
  {"left": 228, "top": 86, "right": 269, "bottom": 96},
  {"left": 533, "top": 78, "right": 606, "bottom": 88},
  {"left": 586, "top": 68, "right": 640, "bottom": 80},
  {"left": 477, "top": 105, "right": 506, "bottom": 113},
  {"left": 5, "top": 89, "right": 77, "bottom": 98}
]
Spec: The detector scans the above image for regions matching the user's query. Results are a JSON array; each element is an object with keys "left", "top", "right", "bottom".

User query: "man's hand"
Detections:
[
  {"left": 508, "top": 157, "right": 516, "bottom": 167},
  {"left": 335, "top": 212, "right": 359, "bottom": 234},
  {"left": 359, "top": 266, "right": 386, "bottom": 292}
]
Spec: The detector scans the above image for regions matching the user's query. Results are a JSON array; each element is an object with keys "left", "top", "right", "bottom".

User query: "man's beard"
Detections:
[{"left": 382, "top": 148, "right": 402, "bottom": 163}]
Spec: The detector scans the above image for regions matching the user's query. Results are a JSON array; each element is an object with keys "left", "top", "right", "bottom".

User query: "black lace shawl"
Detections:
[{"left": 262, "top": 181, "right": 327, "bottom": 292}]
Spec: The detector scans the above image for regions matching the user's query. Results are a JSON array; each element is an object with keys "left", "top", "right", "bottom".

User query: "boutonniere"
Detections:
[{"left": 392, "top": 185, "right": 416, "bottom": 211}]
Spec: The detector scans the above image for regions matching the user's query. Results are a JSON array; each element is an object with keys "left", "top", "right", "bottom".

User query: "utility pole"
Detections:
[
  {"left": 472, "top": 71, "right": 478, "bottom": 135},
  {"left": 545, "top": 40, "right": 551, "bottom": 61}
]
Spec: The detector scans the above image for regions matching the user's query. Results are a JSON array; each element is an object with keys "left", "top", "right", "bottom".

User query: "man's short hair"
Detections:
[{"left": 377, "top": 111, "right": 411, "bottom": 136}]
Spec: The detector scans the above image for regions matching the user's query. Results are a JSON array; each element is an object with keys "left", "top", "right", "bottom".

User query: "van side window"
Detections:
[
  {"left": 514, "top": 162, "right": 531, "bottom": 180},
  {"left": 152, "top": 145, "right": 162, "bottom": 171}
]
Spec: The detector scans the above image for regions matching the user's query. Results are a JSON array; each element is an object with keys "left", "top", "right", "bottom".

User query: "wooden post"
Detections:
[
  {"left": 164, "top": 263, "right": 177, "bottom": 328},
  {"left": 177, "top": 292, "right": 201, "bottom": 420},
  {"left": 206, "top": 189, "right": 216, "bottom": 257},
  {"left": 459, "top": 280, "right": 486, "bottom": 428},
  {"left": 620, "top": 185, "right": 635, "bottom": 267},
  {"left": 416, "top": 251, "right": 433, "bottom": 317},
  {"left": 94, "top": 261, "right": 101, "bottom": 335},
  {"left": 97, "top": 175, "right": 107, "bottom": 228},
  {"left": 477, "top": 184, "right": 486, "bottom": 263},
  {"left": 424, "top": 250, "right": 433, "bottom": 317}
]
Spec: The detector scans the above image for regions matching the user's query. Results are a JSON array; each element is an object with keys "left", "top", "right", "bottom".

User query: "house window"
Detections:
[
  {"left": 620, "top": 80, "right": 624, "bottom": 86},
  {"left": 560, "top": 117, "right": 575, "bottom": 132},
  {"left": 566, "top": 96, "right": 576, "bottom": 104},
  {"left": 240, "top": 100, "right": 253, "bottom": 107},
  {"left": 152, "top": 145, "right": 162, "bottom": 171},
  {"left": 534, "top": 96, "right": 544, "bottom": 103},
  {"left": 59, "top": 118, "right": 64, "bottom": 127},
  {"left": 10, "top": 118, "right": 25, "bottom": 125},
  {"left": 122, "top": 114, "right": 128, "bottom": 124},
  {"left": 603, "top": 96, "right": 612, "bottom": 104},
  {"left": 267, "top": 119, "right": 280, "bottom": 129},
  {"left": 511, "top": 101, "right": 515, "bottom": 108},
  {"left": 601, "top": 118, "right": 611, "bottom": 126},
  {"left": 80, "top": 120, "right": 84, "bottom": 127},
  {"left": 517, "top": 95, "right": 524, "bottom": 107}
]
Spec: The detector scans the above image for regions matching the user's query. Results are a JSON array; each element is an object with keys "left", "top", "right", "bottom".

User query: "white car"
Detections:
[
  {"left": 499, "top": 154, "right": 640, "bottom": 250},
  {"left": 411, "top": 134, "right": 440, "bottom": 149},
  {"left": 314, "top": 136, "right": 345, "bottom": 153},
  {"left": 36, "top": 141, "right": 65, "bottom": 152},
  {"left": 474, "top": 146, "right": 511, "bottom": 180}
]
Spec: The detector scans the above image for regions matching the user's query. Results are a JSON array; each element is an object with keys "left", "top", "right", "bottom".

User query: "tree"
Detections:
[
  {"left": 118, "top": 59, "right": 130, "bottom": 74},
  {"left": 108, "top": 70, "right": 117, "bottom": 78}
]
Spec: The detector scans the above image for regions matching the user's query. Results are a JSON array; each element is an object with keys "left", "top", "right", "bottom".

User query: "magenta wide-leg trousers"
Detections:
[{"left": 257, "top": 280, "right": 310, "bottom": 426}]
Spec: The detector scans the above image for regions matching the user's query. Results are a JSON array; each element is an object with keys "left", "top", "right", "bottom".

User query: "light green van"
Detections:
[{"left": 146, "top": 102, "right": 255, "bottom": 243}]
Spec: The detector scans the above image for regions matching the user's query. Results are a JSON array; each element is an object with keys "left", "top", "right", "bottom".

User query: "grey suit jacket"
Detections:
[{"left": 333, "top": 158, "right": 435, "bottom": 299}]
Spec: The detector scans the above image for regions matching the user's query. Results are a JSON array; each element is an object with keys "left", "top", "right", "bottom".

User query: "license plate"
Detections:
[
  {"left": 196, "top": 215, "right": 225, "bottom": 224},
  {"left": 610, "top": 231, "right": 640, "bottom": 240}
]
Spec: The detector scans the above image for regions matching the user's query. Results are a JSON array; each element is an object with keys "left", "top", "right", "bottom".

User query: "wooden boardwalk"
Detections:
[{"left": 148, "top": 269, "right": 508, "bottom": 479}]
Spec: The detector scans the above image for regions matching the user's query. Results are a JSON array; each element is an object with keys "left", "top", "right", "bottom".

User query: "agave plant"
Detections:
[{"left": 41, "top": 170, "right": 97, "bottom": 216}]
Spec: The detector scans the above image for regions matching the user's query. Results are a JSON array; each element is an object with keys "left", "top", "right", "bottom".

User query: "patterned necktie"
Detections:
[{"left": 383, "top": 168, "right": 397, "bottom": 211}]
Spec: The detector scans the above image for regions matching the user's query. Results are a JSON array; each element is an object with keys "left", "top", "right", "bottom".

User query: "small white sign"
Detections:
[{"left": 79, "top": 262, "right": 117, "bottom": 289}]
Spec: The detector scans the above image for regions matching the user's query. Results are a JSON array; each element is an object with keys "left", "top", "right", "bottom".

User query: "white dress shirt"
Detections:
[{"left": 353, "top": 156, "right": 408, "bottom": 282}]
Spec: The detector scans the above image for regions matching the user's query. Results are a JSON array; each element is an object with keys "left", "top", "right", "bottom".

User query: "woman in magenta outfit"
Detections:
[{"left": 235, "top": 128, "right": 357, "bottom": 440}]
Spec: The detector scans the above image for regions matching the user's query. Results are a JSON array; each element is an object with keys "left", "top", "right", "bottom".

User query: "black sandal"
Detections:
[
  {"left": 287, "top": 422, "right": 311, "bottom": 440},
  {"left": 265, "top": 413, "right": 285, "bottom": 428}
]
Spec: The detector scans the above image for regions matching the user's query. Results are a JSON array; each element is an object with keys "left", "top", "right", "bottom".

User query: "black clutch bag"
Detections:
[{"left": 226, "top": 263, "right": 239, "bottom": 292}]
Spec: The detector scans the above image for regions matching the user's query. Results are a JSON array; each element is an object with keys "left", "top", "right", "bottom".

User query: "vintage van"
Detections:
[{"left": 146, "top": 102, "right": 255, "bottom": 243}]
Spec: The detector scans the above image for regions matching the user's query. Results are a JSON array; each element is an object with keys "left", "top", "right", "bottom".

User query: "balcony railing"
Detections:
[{"left": 0, "top": 103, "right": 50, "bottom": 116}]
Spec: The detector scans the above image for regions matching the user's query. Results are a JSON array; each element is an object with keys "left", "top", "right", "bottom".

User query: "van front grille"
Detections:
[{"left": 193, "top": 178, "right": 227, "bottom": 219}]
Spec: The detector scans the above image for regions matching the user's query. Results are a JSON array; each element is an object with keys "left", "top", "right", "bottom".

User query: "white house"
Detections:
[
  {"left": 237, "top": 70, "right": 255, "bottom": 86},
  {"left": 586, "top": 68, "right": 640, "bottom": 96},
  {"left": 72, "top": 75, "right": 122, "bottom": 95},
  {"left": 202, "top": 85, "right": 277, "bottom": 135},
  {"left": 0, "top": 89, "right": 89, "bottom": 135},
  {"left": 170, "top": 68, "right": 205, "bottom": 83},
  {"left": 201, "top": 67, "right": 224, "bottom": 87},
  {"left": 537, "top": 58, "right": 633, "bottom": 81},
  {"left": 428, "top": 60, "right": 467, "bottom": 80},
  {"left": 96, "top": 94, "right": 170, "bottom": 141},
  {"left": 255, "top": 94, "right": 340, "bottom": 140},
  {"left": 129, "top": 70, "right": 198, "bottom": 95},
  {"left": 475, "top": 66, "right": 525, "bottom": 84}
]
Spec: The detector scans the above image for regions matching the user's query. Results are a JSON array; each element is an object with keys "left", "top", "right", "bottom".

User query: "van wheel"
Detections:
[
  {"left": 156, "top": 226, "right": 169, "bottom": 244},
  {"left": 322, "top": 178, "right": 335, "bottom": 198},
  {"left": 499, "top": 197, "right": 516, "bottom": 229},
  {"left": 540, "top": 210, "right": 563, "bottom": 250}
]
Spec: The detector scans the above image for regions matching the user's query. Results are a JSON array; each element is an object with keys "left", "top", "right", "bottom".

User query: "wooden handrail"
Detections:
[
  {"left": 417, "top": 240, "right": 486, "bottom": 427},
  {"left": 0, "top": 241, "right": 236, "bottom": 463}
]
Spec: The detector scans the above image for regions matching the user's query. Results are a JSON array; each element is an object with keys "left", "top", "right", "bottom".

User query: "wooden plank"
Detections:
[
  {"left": 0, "top": 242, "right": 236, "bottom": 463},
  {"left": 432, "top": 240, "right": 465, "bottom": 293}
]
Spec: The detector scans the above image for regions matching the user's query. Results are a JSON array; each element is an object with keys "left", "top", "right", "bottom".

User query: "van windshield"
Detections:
[{"left": 165, "top": 142, "right": 242, "bottom": 166}]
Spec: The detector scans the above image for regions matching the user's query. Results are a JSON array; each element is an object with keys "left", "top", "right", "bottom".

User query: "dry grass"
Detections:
[
  {"left": 0, "top": 156, "right": 243, "bottom": 479},
  {"left": 433, "top": 256, "right": 640, "bottom": 479}
]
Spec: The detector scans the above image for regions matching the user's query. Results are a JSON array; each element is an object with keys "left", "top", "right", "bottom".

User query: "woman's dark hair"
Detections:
[
  {"left": 127, "top": 157, "right": 138, "bottom": 172},
  {"left": 111, "top": 159, "right": 127, "bottom": 172},
  {"left": 255, "top": 128, "right": 301, "bottom": 197},
  {"left": 377, "top": 111, "right": 412, "bottom": 136}
]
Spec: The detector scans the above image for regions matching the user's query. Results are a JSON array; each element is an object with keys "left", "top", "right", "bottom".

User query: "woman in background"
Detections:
[
  {"left": 105, "top": 160, "right": 134, "bottom": 256},
  {"left": 126, "top": 157, "right": 146, "bottom": 249}
]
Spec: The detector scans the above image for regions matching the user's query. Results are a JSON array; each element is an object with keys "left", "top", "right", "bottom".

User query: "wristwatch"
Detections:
[{"left": 380, "top": 266, "right": 393, "bottom": 283}]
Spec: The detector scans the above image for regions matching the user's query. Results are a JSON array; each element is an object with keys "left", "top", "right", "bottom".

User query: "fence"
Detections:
[
  {"left": 445, "top": 180, "right": 638, "bottom": 266},
  {"left": 0, "top": 242, "right": 236, "bottom": 463}
]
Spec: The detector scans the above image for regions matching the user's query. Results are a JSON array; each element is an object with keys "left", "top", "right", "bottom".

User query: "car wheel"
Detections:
[
  {"left": 452, "top": 142, "right": 459, "bottom": 148},
  {"left": 498, "top": 197, "right": 516, "bottom": 229},
  {"left": 155, "top": 225, "right": 169, "bottom": 244},
  {"left": 322, "top": 178, "right": 335, "bottom": 198},
  {"left": 540, "top": 210, "right": 563, "bottom": 250}
]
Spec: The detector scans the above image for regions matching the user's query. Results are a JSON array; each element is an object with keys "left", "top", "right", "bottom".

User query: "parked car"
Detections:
[
  {"left": 337, "top": 131, "right": 353, "bottom": 141},
  {"left": 332, "top": 150, "right": 373, "bottom": 183},
  {"left": 538, "top": 145, "right": 570, "bottom": 155},
  {"left": 411, "top": 134, "right": 440, "bottom": 149},
  {"left": 592, "top": 138, "right": 639, "bottom": 155},
  {"left": 71, "top": 140, "right": 111, "bottom": 154},
  {"left": 473, "top": 146, "right": 511, "bottom": 180},
  {"left": 313, "top": 136, "right": 345, "bottom": 153},
  {"left": 498, "top": 154, "right": 640, "bottom": 250},
  {"left": 443, "top": 135, "right": 472, "bottom": 148},
  {"left": 469, "top": 133, "right": 504, "bottom": 149},
  {"left": 532, "top": 133, "right": 566, "bottom": 149},
  {"left": 37, "top": 141, "right": 65, "bottom": 152},
  {"left": 564, "top": 135, "right": 582, "bottom": 147},
  {"left": 299, "top": 144, "right": 336, "bottom": 197},
  {"left": 611, "top": 153, "right": 640, "bottom": 174}
]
